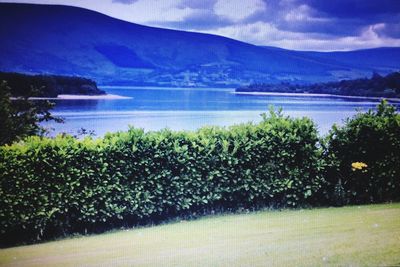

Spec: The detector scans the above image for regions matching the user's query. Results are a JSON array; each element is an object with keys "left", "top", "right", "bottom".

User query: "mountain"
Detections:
[{"left": 0, "top": 3, "right": 399, "bottom": 87}]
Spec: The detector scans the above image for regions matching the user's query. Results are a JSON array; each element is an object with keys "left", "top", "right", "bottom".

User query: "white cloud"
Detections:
[
  {"left": 206, "top": 21, "right": 400, "bottom": 51},
  {"left": 205, "top": 22, "right": 301, "bottom": 45},
  {"left": 85, "top": 0, "right": 195, "bottom": 24},
  {"left": 284, "top": 4, "right": 329, "bottom": 22},
  {"left": 213, "top": 0, "right": 266, "bottom": 22}
]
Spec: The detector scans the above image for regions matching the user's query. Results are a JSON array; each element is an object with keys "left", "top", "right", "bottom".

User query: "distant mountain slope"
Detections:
[
  {"left": 0, "top": 3, "right": 399, "bottom": 87},
  {"left": 301, "top": 48, "right": 400, "bottom": 70}
]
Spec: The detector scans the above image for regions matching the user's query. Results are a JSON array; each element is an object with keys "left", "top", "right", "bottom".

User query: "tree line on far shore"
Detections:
[
  {"left": 237, "top": 72, "right": 400, "bottom": 98},
  {"left": 0, "top": 72, "right": 105, "bottom": 97}
]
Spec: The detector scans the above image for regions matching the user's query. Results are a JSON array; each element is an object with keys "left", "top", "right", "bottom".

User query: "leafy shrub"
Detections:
[
  {"left": 2, "top": 102, "right": 399, "bottom": 247},
  {"left": 0, "top": 109, "right": 325, "bottom": 246},
  {"left": 325, "top": 100, "right": 400, "bottom": 204}
]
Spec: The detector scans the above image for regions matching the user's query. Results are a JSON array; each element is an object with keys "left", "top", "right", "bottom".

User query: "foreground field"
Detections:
[{"left": 1, "top": 204, "right": 400, "bottom": 267}]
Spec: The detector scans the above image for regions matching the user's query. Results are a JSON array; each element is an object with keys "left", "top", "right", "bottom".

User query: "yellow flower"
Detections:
[{"left": 351, "top": 162, "right": 368, "bottom": 171}]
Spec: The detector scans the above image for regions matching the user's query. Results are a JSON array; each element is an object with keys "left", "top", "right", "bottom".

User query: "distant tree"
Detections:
[{"left": 0, "top": 81, "right": 63, "bottom": 145}]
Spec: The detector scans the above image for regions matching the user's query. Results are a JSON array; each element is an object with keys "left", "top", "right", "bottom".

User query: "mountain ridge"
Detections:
[{"left": 1, "top": 3, "right": 399, "bottom": 87}]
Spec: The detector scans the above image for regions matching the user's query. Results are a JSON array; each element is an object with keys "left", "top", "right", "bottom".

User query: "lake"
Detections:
[{"left": 42, "top": 87, "right": 400, "bottom": 137}]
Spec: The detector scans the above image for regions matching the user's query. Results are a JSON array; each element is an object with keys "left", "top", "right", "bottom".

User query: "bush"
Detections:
[
  {"left": 2, "top": 102, "right": 399, "bottom": 247},
  {"left": 325, "top": 100, "right": 400, "bottom": 204},
  {"left": 0, "top": 109, "right": 325, "bottom": 246}
]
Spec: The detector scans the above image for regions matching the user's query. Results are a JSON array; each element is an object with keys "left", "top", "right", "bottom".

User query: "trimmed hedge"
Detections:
[
  {"left": 0, "top": 109, "right": 325, "bottom": 246},
  {"left": 1, "top": 102, "right": 399, "bottom": 246}
]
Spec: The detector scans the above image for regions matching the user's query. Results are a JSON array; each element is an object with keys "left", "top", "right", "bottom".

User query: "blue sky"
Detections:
[{"left": 2, "top": 0, "right": 400, "bottom": 51}]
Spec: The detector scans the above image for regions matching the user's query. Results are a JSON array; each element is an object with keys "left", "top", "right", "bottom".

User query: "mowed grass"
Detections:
[{"left": 1, "top": 204, "right": 400, "bottom": 267}]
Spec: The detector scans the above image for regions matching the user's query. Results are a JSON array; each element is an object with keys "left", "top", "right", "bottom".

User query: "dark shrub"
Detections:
[{"left": 325, "top": 100, "right": 400, "bottom": 204}]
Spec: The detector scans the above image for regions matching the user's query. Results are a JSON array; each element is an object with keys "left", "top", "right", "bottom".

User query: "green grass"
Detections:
[{"left": 1, "top": 204, "right": 400, "bottom": 267}]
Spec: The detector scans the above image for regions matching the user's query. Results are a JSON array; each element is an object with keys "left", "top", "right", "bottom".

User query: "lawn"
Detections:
[{"left": 1, "top": 203, "right": 400, "bottom": 267}]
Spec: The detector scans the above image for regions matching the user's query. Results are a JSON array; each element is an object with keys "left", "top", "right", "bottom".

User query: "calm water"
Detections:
[{"left": 42, "top": 87, "right": 399, "bottom": 137}]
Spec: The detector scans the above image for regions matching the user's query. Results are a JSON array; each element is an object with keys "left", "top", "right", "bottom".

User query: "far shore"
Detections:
[
  {"left": 234, "top": 91, "right": 400, "bottom": 102},
  {"left": 12, "top": 94, "right": 132, "bottom": 100}
]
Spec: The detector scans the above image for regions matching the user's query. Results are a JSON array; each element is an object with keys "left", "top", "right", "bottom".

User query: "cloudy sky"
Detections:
[{"left": 2, "top": 0, "right": 400, "bottom": 51}]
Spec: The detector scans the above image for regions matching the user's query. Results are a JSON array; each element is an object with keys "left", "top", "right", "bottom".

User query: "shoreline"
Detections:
[
  {"left": 233, "top": 91, "right": 400, "bottom": 102},
  {"left": 12, "top": 94, "right": 132, "bottom": 100}
]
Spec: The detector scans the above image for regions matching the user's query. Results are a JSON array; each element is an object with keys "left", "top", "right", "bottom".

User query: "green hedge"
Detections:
[
  {"left": 0, "top": 109, "right": 325, "bottom": 246},
  {"left": 1, "top": 102, "right": 399, "bottom": 246},
  {"left": 325, "top": 101, "right": 400, "bottom": 204}
]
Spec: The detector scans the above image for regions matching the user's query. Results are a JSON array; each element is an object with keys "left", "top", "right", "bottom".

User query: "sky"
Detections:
[{"left": 2, "top": 0, "right": 400, "bottom": 51}]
